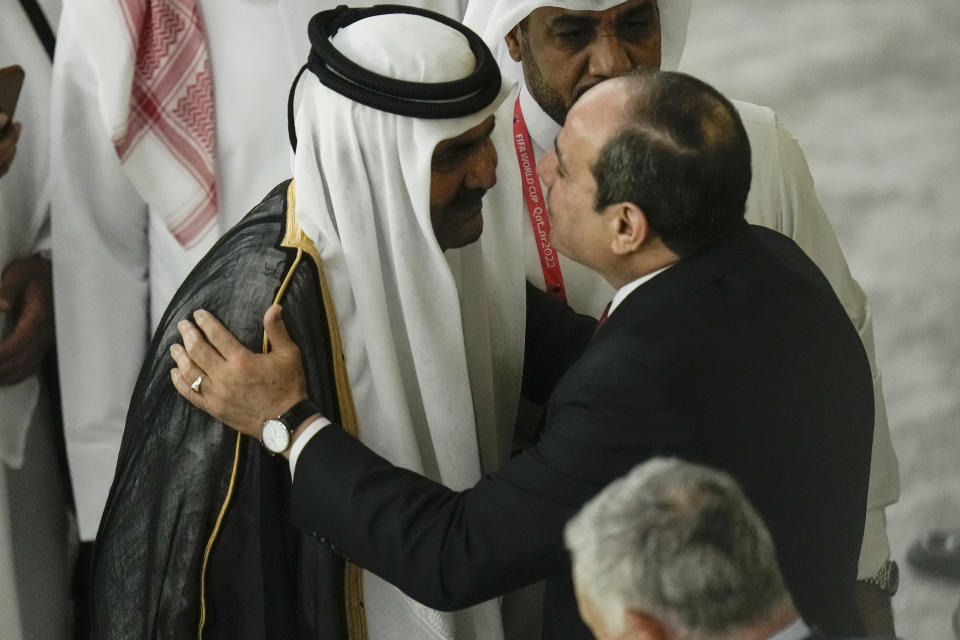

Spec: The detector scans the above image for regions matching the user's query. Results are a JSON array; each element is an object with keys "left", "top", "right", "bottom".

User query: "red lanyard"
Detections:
[{"left": 512, "top": 96, "right": 567, "bottom": 302}]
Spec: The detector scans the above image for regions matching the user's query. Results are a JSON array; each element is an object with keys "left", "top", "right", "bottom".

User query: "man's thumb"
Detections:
[{"left": 263, "top": 304, "right": 294, "bottom": 351}]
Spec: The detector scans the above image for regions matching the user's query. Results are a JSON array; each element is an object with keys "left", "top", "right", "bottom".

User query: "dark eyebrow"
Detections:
[
  {"left": 463, "top": 116, "right": 496, "bottom": 150},
  {"left": 480, "top": 115, "right": 497, "bottom": 140},
  {"left": 433, "top": 116, "right": 496, "bottom": 158},
  {"left": 616, "top": 3, "right": 656, "bottom": 24},
  {"left": 551, "top": 14, "right": 599, "bottom": 31},
  {"left": 551, "top": 0, "right": 654, "bottom": 30}
]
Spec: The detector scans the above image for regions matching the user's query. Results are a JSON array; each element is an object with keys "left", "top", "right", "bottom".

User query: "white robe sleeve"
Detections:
[
  {"left": 738, "top": 101, "right": 900, "bottom": 577},
  {"left": 49, "top": 4, "right": 150, "bottom": 541}
]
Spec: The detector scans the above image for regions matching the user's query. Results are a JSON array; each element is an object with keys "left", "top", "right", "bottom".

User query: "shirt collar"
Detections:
[
  {"left": 767, "top": 618, "right": 811, "bottom": 640},
  {"left": 518, "top": 82, "right": 562, "bottom": 157},
  {"left": 608, "top": 265, "right": 673, "bottom": 317}
]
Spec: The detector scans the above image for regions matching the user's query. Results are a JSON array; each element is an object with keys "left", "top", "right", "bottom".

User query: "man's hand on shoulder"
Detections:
[
  {"left": 0, "top": 255, "right": 54, "bottom": 384},
  {"left": 0, "top": 114, "right": 21, "bottom": 178},
  {"left": 170, "top": 304, "right": 314, "bottom": 442}
]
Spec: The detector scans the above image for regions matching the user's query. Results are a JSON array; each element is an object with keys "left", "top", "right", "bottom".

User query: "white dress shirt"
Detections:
[{"left": 289, "top": 418, "right": 330, "bottom": 479}]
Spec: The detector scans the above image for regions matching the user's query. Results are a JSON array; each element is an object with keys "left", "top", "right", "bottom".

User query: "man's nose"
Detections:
[
  {"left": 466, "top": 142, "right": 498, "bottom": 190},
  {"left": 587, "top": 35, "right": 632, "bottom": 79}
]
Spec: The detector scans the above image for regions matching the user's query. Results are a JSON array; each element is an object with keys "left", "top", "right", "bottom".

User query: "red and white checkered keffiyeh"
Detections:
[{"left": 88, "top": 0, "right": 218, "bottom": 247}]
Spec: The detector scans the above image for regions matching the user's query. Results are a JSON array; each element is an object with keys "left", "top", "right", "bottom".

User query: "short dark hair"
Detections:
[{"left": 592, "top": 71, "right": 752, "bottom": 258}]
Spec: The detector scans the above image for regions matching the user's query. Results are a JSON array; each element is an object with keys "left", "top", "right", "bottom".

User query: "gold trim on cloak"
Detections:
[{"left": 197, "top": 180, "right": 367, "bottom": 640}]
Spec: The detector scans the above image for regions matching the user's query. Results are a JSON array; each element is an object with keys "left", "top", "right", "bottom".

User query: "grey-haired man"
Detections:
[{"left": 566, "top": 458, "right": 823, "bottom": 640}]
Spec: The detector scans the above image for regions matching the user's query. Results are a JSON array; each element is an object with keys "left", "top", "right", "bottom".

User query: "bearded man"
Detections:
[
  {"left": 92, "top": 7, "right": 529, "bottom": 639},
  {"left": 462, "top": 1, "right": 900, "bottom": 629}
]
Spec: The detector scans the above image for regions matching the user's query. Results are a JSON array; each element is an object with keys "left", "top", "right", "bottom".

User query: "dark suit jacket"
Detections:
[{"left": 292, "top": 222, "right": 874, "bottom": 638}]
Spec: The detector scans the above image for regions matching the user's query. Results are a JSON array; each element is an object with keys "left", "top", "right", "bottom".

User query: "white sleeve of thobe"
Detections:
[
  {"left": 49, "top": 5, "right": 151, "bottom": 541},
  {"left": 742, "top": 103, "right": 899, "bottom": 577}
]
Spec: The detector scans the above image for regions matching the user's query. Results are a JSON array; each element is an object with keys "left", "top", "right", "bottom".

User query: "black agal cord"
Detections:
[{"left": 288, "top": 4, "right": 501, "bottom": 151}]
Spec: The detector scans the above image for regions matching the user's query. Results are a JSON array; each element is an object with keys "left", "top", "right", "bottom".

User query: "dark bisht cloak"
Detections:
[{"left": 91, "top": 181, "right": 364, "bottom": 640}]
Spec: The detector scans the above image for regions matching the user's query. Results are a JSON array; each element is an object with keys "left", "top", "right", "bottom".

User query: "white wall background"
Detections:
[{"left": 680, "top": 2, "right": 960, "bottom": 637}]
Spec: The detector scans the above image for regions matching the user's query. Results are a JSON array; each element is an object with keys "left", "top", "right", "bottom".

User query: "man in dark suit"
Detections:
[{"left": 173, "top": 71, "right": 874, "bottom": 638}]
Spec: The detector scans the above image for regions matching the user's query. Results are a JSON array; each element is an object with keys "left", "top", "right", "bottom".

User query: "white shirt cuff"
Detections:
[{"left": 288, "top": 417, "right": 331, "bottom": 480}]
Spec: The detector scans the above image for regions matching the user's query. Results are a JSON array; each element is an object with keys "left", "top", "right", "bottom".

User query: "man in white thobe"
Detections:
[
  {"left": 94, "top": 6, "right": 521, "bottom": 638},
  {"left": 49, "top": 0, "right": 470, "bottom": 548}
]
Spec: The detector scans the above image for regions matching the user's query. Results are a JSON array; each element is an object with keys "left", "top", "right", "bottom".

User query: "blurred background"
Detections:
[{"left": 680, "top": 1, "right": 960, "bottom": 637}]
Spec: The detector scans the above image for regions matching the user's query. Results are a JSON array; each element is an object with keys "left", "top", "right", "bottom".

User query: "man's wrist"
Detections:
[
  {"left": 260, "top": 398, "right": 317, "bottom": 456},
  {"left": 288, "top": 417, "right": 332, "bottom": 477},
  {"left": 283, "top": 412, "right": 323, "bottom": 460}
]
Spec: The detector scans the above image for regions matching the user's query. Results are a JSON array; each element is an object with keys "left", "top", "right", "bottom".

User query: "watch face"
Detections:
[{"left": 262, "top": 419, "right": 291, "bottom": 454}]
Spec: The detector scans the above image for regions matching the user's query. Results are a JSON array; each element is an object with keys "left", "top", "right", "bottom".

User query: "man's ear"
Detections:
[
  {"left": 609, "top": 202, "right": 650, "bottom": 256},
  {"left": 623, "top": 608, "right": 670, "bottom": 640},
  {"left": 504, "top": 24, "right": 524, "bottom": 62}
]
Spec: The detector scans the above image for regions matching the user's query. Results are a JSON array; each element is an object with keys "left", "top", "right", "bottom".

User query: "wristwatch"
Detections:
[
  {"left": 260, "top": 399, "right": 320, "bottom": 455},
  {"left": 860, "top": 560, "right": 899, "bottom": 597}
]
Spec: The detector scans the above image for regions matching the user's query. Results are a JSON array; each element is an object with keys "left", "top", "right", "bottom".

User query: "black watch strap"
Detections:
[
  {"left": 859, "top": 560, "right": 899, "bottom": 597},
  {"left": 279, "top": 399, "right": 320, "bottom": 430}
]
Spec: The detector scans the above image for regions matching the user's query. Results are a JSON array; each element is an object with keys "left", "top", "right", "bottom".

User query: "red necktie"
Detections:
[{"left": 595, "top": 301, "right": 612, "bottom": 333}]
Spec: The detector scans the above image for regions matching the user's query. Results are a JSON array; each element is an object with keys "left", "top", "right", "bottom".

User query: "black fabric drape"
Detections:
[{"left": 91, "top": 181, "right": 349, "bottom": 640}]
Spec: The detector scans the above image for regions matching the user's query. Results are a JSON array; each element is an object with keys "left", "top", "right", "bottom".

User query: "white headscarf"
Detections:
[
  {"left": 463, "top": 0, "right": 692, "bottom": 79},
  {"left": 292, "top": 12, "right": 519, "bottom": 640}
]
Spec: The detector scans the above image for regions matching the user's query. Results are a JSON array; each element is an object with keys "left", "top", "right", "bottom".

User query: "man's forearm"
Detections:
[{"left": 291, "top": 425, "right": 568, "bottom": 610}]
